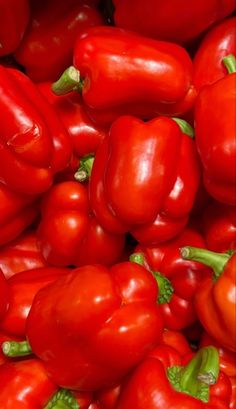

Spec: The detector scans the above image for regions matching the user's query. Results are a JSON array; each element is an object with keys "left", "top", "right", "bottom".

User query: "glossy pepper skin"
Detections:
[
  {"left": 112, "top": 0, "right": 236, "bottom": 45},
  {"left": 181, "top": 247, "right": 236, "bottom": 352},
  {"left": 194, "top": 55, "right": 236, "bottom": 206},
  {"left": 89, "top": 116, "right": 201, "bottom": 245},
  {"left": 37, "top": 181, "right": 125, "bottom": 267},
  {"left": 14, "top": 1, "right": 105, "bottom": 82},
  {"left": 0, "top": 0, "right": 30, "bottom": 56},
  {"left": 0, "top": 267, "right": 69, "bottom": 337},
  {"left": 117, "top": 346, "right": 231, "bottom": 409},
  {"left": 193, "top": 16, "right": 236, "bottom": 90},
  {"left": 0, "top": 358, "right": 57, "bottom": 409},
  {"left": 201, "top": 200, "right": 236, "bottom": 252},
  {"left": 132, "top": 226, "right": 211, "bottom": 330},
  {"left": 25, "top": 262, "right": 163, "bottom": 390},
  {"left": 0, "top": 229, "right": 47, "bottom": 280},
  {"left": 0, "top": 65, "right": 72, "bottom": 195},
  {"left": 0, "top": 270, "right": 9, "bottom": 321},
  {"left": 0, "top": 183, "right": 39, "bottom": 247},
  {"left": 53, "top": 26, "right": 195, "bottom": 124},
  {"left": 38, "top": 82, "right": 107, "bottom": 158}
]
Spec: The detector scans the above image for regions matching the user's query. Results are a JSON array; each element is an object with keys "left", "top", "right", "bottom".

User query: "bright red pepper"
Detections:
[
  {"left": 0, "top": 358, "right": 57, "bottom": 409},
  {"left": 116, "top": 346, "right": 231, "bottom": 409},
  {"left": 89, "top": 116, "right": 201, "bottom": 245},
  {"left": 0, "top": 229, "right": 47, "bottom": 280},
  {"left": 0, "top": 0, "right": 30, "bottom": 56},
  {"left": 14, "top": 1, "right": 105, "bottom": 82},
  {"left": 10, "top": 262, "right": 163, "bottom": 390},
  {"left": 52, "top": 26, "right": 196, "bottom": 124},
  {"left": 194, "top": 54, "right": 236, "bottom": 206},
  {"left": 38, "top": 82, "right": 107, "bottom": 158},
  {"left": 201, "top": 200, "right": 236, "bottom": 252},
  {"left": 112, "top": 0, "right": 236, "bottom": 45},
  {"left": 37, "top": 181, "right": 125, "bottom": 267},
  {"left": 0, "top": 65, "right": 72, "bottom": 195},
  {"left": 193, "top": 16, "right": 236, "bottom": 90},
  {"left": 0, "top": 267, "right": 69, "bottom": 337},
  {"left": 0, "top": 270, "right": 9, "bottom": 321},
  {"left": 0, "top": 183, "right": 39, "bottom": 247},
  {"left": 181, "top": 247, "right": 236, "bottom": 352},
  {"left": 131, "top": 226, "right": 211, "bottom": 330}
]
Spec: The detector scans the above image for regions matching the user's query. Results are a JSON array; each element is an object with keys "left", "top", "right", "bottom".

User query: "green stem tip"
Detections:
[
  {"left": 222, "top": 54, "right": 236, "bottom": 74},
  {"left": 44, "top": 389, "right": 79, "bottom": 409},
  {"left": 52, "top": 66, "right": 83, "bottom": 96},
  {"left": 172, "top": 117, "right": 194, "bottom": 138},
  {"left": 2, "top": 340, "right": 32, "bottom": 357},
  {"left": 74, "top": 155, "right": 94, "bottom": 182}
]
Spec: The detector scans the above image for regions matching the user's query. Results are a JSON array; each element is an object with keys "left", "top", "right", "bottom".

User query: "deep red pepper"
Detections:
[
  {"left": 112, "top": 0, "right": 236, "bottom": 45},
  {"left": 0, "top": 0, "right": 30, "bottom": 56},
  {"left": 52, "top": 26, "right": 196, "bottom": 124},
  {"left": 0, "top": 358, "right": 58, "bottom": 409},
  {"left": 0, "top": 65, "right": 72, "bottom": 195},
  {"left": 89, "top": 116, "right": 200, "bottom": 245},
  {"left": 0, "top": 183, "right": 39, "bottom": 247},
  {"left": 131, "top": 226, "right": 211, "bottom": 330},
  {"left": 14, "top": 1, "right": 105, "bottom": 82},
  {"left": 193, "top": 16, "right": 236, "bottom": 90},
  {"left": 0, "top": 229, "right": 47, "bottom": 280},
  {"left": 194, "top": 54, "right": 236, "bottom": 206},
  {"left": 0, "top": 270, "right": 9, "bottom": 321},
  {"left": 201, "top": 200, "right": 236, "bottom": 252},
  {"left": 9, "top": 262, "right": 163, "bottom": 390},
  {"left": 37, "top": 181, "right": 125, "bottom": 267},
  {"left": 0, "top": 266, "right": 69, "bottom": 337},
  {"left": 181, "top": 247, "right": 236, "bottom": 352}
]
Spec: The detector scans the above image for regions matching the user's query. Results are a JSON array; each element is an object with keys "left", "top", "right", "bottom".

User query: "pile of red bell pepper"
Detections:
[{"left": 0, "top": 1, "right": 235, "bottom": 408}]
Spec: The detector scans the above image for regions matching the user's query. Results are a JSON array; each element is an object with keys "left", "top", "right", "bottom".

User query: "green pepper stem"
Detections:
[
  {"left": 44, "top": 389, "right": 78, "bottom": 409},
  {"left": 222, "top": 54, "right": 236, "bottom": 74},
  {"left": 172, "top": 117, "right": 194, "bottom": 138},
  {"left": 2, "top": 340, "right": 32, "bottom": 357},
  {"left": 74, "top": 155, "right": 94, "bottom": 182},
  {"left": 180, "top": 246, "right": 230, "bottom": 280},
  {"left": 167, "top": 346, "right": 219, "bottom": 403},
  {"left": 52, "top": 66, "right": 83, "bottom": 96}
]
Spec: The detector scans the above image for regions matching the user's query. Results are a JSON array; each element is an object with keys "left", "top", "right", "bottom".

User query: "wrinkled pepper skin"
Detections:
[
  {"left": 38, "top": 82, "right": 107, "bottom": 158},
  {"left": 0, "top": 183, "right": 39, "bottom": 247},
  {"left": 90, "top": 116, "right": 200, "bottom": 245},
  {"left": 0, "top": 270, "right": 9, "bottom": 321},
  {"left": 193, "top": 16, "right": 236, "bottom": 90},
  {"left": 0, "top": 65, "right": 72, "bottom": 195},
  {"left": 14, "top": 1, "right": 105, "bottom": 82},
  {"left": 37, "top": 181, "right": 125, "bottom": 267},
  {"left": 0, "top": 0, "right": 30, "bottom": 56},
  {"left": 26, "top": 262, "right": 163, "bottom": 390},
  {"left": 194, "top": 60, "right": 236, "bottom": 206},
  {"left": 201, "top": 201, "right": 236, "bottom": 252},
  {"left": 112, "top": 0, "right": 236, "bottom": 45},
  {"left": 181, "top": 247, "right": 236, "bottom": 352},
  {"left": 0, "top": 359, "right": 57, "bottom": 409},
  {"left": 133, "top": 226, "right": 211, "bottom": 330},
  {"left": 0, "top": 230, "right": 47, "bottom": 280},
  {"left": 0, "top": 267, "right": 69, "bottom": 337}
]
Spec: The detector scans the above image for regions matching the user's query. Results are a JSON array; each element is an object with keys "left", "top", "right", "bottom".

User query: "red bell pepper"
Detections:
[
  {"left": 0, "top": 270, "right": 9, "bottom": 321},
  {"left": 14, "top": 1, "right": 105, "bottom": 82},
  {"left": 7, "top": 261, "right": 163, "bottom": 390},
  {"left": 112, "top": 0, "right": 236, "bottom": 45},
  {"left": 131, "top": 226, "right": 211, "bottom": 330},
  {"left": 181, "top": 247, "right": 236, "bottom": 352},
  {"left": 0, "top": 266, "right": 69, "bottom": 337},
  {"left": 0, "top": 183, "right": 39, "bottom": 247},
  {"left": 0, "top": 358, "right": 58, "bottom": 409},
  {"left": 0, "top": 0, "right": 30, "bottom": 56},
  {"left": 37, "top": 180, "right": 125, "bottom": 267},
  {"left": 89, "top": 116, "right": 200, "bottom": 245},
  {"left": 0, "top": 65, "right": 72, "bottom": 195},
  {"left": 38, "top": 82, "right": 107, "bottom": 158},
  {"left": 0, "top": 229, "right": 47, "bottom": 280},
  {"left": 194, "top": 54, "right": 236, "bottom": 206},
  {"left": 52, "top": 26, "right": 196, "bottom": 124},
  {"left": 201, "top": 200, "right": 236, "bottom": 252},
  {"left": 116, "top": 346, "right": 231, "bottom": 408},
  {"left": 193, "top": 16, "right": 236, "bottom": 90}
]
